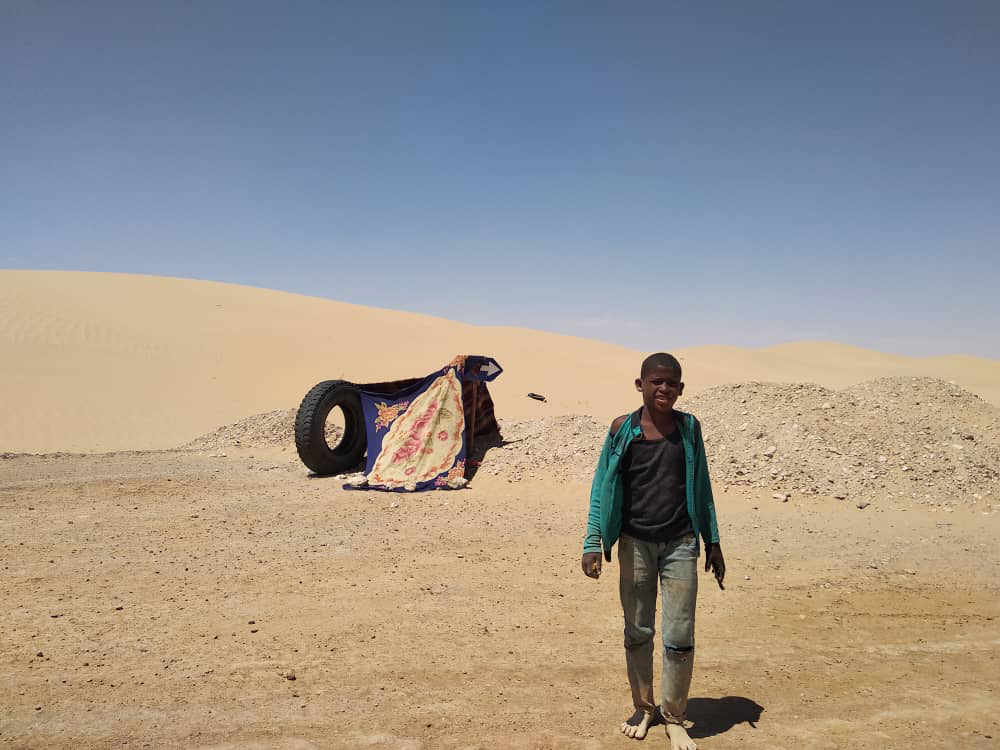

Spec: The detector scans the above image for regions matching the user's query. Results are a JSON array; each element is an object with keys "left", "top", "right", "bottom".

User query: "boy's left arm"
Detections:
[
  {"left": 695, "top": 419, "right": 726, "bottom": 589},
  {"left": 705, "top": 542, "right": 726, "bottom": 590}
]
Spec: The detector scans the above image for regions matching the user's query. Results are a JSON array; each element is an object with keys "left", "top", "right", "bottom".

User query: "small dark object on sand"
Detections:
[{"left": 527, "top": 393, "right": 547, "bottom": 402}]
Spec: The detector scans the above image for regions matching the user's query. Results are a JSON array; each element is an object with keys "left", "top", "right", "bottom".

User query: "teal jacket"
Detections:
[{"left": 583, "top": 409, "right": 721, "bottom": 561}]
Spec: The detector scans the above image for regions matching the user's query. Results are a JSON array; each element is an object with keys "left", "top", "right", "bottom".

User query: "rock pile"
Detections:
[
  {"left": 182, "top": 377, "right": 999, "bottom": 507},
  {"left": 685, "top": 377, "right": 999, "bottom": 507},
  {"left": 473, "top": 415, "right": 606, "bottom": 483},
  {"left": 183, "top": 410, "right": 296, "bottom": 450},
  {"left": 182, "top": 410, "right": 343, "bottom": 451}
]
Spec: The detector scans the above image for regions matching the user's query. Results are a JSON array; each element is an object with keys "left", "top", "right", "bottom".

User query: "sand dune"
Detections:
[{"left": 2, "top": 270, "right": 998, "bottom": 453}]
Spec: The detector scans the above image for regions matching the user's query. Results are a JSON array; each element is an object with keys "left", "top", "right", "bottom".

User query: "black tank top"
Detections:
[{"left": 621, "top": 411, "right": 693, "bottom": 543}]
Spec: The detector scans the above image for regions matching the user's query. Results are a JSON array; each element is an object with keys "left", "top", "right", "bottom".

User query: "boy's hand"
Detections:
[
  {"left": 581, "top": 552, "right": 602, "bottom": 579},
  {"left": 705, "top": 543, "right": 726, "bottom": 589}
]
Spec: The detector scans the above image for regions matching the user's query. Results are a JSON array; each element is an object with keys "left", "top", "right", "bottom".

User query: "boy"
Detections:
[{"left": 582, "top": 353, "right": 724, "bottom": 750}]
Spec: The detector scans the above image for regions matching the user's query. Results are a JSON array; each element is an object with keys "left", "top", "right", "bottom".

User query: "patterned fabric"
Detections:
[
  {"left": 352, "top": 362, "right": 472, "bottom": 491},
  {"left": 373, "top": 401, "right": 410, "bottom": 430},
  {"left": 355, "top": 375, "right": 500, "bottom": 439}
]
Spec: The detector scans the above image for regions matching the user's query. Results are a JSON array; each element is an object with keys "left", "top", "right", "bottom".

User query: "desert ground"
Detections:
[{"left": 2, "top": 271, "right": 999, "bottom": 749}]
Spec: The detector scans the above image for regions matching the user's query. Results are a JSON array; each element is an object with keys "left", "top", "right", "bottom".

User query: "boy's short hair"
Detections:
[{"left": 640, "top": 352, "right": 682, "bottom": 378}]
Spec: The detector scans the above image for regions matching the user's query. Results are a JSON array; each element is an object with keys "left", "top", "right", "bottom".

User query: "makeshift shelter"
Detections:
[{"left": 294, "top": 355, "right": 502, "bottom": 491}]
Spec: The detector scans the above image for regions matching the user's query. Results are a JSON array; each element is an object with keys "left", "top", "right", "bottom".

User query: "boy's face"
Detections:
[{"left": 635, "top": 365, "right": 684, "bottom": 415}]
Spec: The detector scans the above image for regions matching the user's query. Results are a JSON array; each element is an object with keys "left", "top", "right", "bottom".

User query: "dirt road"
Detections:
[{"left": 2, "top": 449, "right": 998, "bottom": 749}]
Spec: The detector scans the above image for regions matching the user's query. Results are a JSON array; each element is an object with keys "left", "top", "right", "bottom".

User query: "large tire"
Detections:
[{"left": 294, "top": 380, "right": 366, "bottom": 475}]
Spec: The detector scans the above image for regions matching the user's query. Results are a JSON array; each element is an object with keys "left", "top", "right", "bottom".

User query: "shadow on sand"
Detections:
[
  {"left": 685, "top": 696, "right": 764, "bottom": 739},
  {"left": 465, "top": 429, "right": 521, "bottom": 480}
]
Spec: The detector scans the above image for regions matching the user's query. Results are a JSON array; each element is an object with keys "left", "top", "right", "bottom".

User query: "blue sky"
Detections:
[{"left": 3, "top": 1, "right": 998, "bottom": 357}]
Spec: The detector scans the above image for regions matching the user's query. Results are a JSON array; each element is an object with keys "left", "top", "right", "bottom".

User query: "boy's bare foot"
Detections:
[
  {"left": 621, "top": 708, "right": 654, "bottom": 739},
  {"left": 666, "top": 722, "right": 697, "bottom": 750}
]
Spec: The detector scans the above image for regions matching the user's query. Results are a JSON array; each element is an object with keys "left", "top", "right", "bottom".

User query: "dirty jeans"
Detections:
[{"left": 618, "top": 532, "right": 698, "bottom": 725}]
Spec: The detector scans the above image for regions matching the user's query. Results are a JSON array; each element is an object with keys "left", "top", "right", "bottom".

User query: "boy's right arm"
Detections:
[
  {"left": 582, "top": 435, "right": 610, "bottom": 554},
  {"left": 609, "top": 414, "right": 628, "bottom": 435},
  {"left": 582, "top": 417, "right": 627, "bottom": 578},
  {"left": 581, "top": 436, "right": 609, "bottom": 578}
]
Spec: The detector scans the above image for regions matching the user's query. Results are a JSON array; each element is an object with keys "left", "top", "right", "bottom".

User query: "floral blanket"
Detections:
[{"left": 349, "top": 361, "right": 471, "bottom": 491}]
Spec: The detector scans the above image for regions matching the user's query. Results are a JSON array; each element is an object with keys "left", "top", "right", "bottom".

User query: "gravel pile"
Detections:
[
  {"left": 182, "top": 410, "right": 343, "bottom": 451},
  {"left": 182, "top": 377, "right": 999, "bottom": 507},
  {"left": 474, "top": 415, "right": 606, "bottom": 483},
  {"left": 183, "top": 410, "right": 296, "bottom": 450},
  {"left": 685, "top": 377, "right": 999, "bottom": 507}
]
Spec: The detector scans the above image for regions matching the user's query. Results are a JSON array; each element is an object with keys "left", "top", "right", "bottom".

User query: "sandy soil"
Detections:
[{"left": 2, "top": 447, "right": 998, "bottom": 750}]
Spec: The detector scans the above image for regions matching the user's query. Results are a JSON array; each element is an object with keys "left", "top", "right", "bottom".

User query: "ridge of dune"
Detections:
[{"left": 2, "top": 270, "right": 998, "bottom": 454}]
